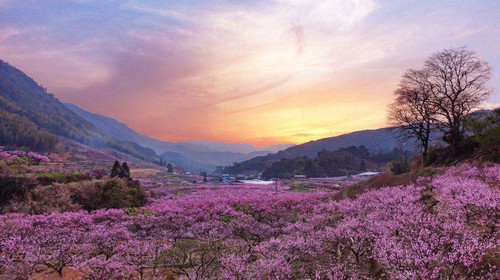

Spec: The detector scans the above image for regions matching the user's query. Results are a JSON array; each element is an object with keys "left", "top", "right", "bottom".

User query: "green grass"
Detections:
[
  {"left": 287, "top": 186, "right": 311, "bottom": 193},
  {"left": 170, "top": 189, "right": 193, "bottom": 195}
]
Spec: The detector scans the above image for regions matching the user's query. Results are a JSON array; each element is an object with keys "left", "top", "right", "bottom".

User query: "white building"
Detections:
[{"left": 293, "top": 174, "right": 307, "bottom": 180}]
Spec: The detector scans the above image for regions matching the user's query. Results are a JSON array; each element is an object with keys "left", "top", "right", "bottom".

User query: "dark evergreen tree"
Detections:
[
  {"left": 167, "top": 163, "right": 173, "bottom": 173},
  {"left": 111, "top": 161, "right": 121, "bottom": 178},
  {"left": 119, "top": 162, "right": 131, "bottom": 179}
]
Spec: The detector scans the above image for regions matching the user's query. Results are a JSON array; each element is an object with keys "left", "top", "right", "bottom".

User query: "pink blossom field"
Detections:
[{"left": 0, "top": 163, "right": 498, "bottom": 279}]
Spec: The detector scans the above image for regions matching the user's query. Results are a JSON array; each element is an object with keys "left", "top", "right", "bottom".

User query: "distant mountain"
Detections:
[
  {"left": 64, "top": 103, "right": 212, "bottom": 154},
  {"left": 0, "top": 59, "right": 158, "bottom": 161},
  {"left": 187, "top": 141, "right": 295, "bottom": 154},
  {"left": 283, "top": 128, "right": 418, "bottom": 159},
  {"left": 65, "top": 101, "right": 420, "bottom": 173},
  {"left": 222, "top": 128, "right": 423, "bottom": 174},
  {"left": 65, "top": 103, "right": 294, "bottom": 172},
  {"left": 187, "top": 141, "right": 258, "bottom": 154},
  {"left": 65, "top": 104, "right": 295, "bottom": 156},
  {"left": 263, "top": 143, "right": 296, "bottom": 153}
]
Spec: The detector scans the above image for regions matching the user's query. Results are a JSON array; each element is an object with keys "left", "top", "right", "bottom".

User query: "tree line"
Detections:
[{"left": 262, "top": 146, "right": 410, "bottom": 179}]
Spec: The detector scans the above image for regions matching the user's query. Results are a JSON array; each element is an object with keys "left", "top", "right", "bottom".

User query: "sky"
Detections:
[{"left": 0, "top": 0, "right": 499, "bottom": 147}]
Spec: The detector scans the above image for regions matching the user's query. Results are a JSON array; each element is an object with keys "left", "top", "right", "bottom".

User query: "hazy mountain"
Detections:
[
  {"left": 264, "top": 143, "right": 296, "bottom": 153},
  {"left": 64, "top": 102, "right": 416, "bottom": 173},
  {"left": 187, "top": 141, "right": 295, "bottom": 154},
  {"left": 187, "top": 141, "right": 260, "bottom": 154},
  {"left": 65, "top": 103, "right": 288, "bottom": 172},
  {"left": 283, "top": 128, "right": 418, "bottom": 158},
  {"left": 66, "top": 103, "right": 293, "bottom": 156},
  {"left": 64, "top": 103, "right": 215, "bottom": 154}
]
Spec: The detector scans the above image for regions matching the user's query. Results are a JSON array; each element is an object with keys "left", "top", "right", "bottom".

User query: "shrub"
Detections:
[
  {"left": 7, "top": 183, "right": 81, "bottom": 214},
  {"left": 417, "top": 168, "right": 440, "bottom": 178},
  {"left": 72, "top": 178, "right": 147, "bottom": 211},
  {"left": 333, "top": 172, "right": 415, "bottom": 200},
  {"left": 0, "top": 175, "right": 39, "bottom": 211},
  {"left": 389, "top": 158, "right": 411, "bottom": 175},
  {"left": 1, "top": 177, "right": 147, "bottom": 213},
  {"left": 87, "top": 168, "right": 108, "bottom": 180}
]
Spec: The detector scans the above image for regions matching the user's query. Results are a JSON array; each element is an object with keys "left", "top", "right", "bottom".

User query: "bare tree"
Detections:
[
  {"left": 424, "top": 47, "right": 492, "bottom": 154},
  {"left": 389, "top": 47, "right": 492, "bottom": 158},
  {"left": 388, "top": 69, "right": 436, "bottom": 161}
]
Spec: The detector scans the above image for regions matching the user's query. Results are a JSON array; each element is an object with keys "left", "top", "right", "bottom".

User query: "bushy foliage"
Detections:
[
  {"left": 389, "top": 157, "right": 411, "bottom": 175},
  {"left": 422, "top": 108, "right": 499, "bottom": 165},
  {"left": 370, "top": 147, "right": 416, "bottom": 163},
  {"left": 223, "top": 150, "right": 293, "bottom": 175},
  {"left": 466, "top": 108, "right": 500, "bottom": 161},
  {"left": 0, "top": 164, "right": 498, "bottom": 279},
  {"left": 66, "top": 178, "right": 147, "bottom": 212},
  {"left": 1, "top": 176, "right": 146, "bottom": 214},
  {"left": 7, "top": 183, "right": 82, "bottom": 214},
  {"left": 263, "top": 156, "right": 311, "bottom": 179},
  {"left": 166, "top": 163, "right": 173, "bottom": 173},
  {"left": 0, "top": 148, "right": 50, "bottom": 165}
]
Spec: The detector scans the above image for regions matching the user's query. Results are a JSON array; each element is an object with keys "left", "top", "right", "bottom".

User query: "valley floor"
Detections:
[{"left": 0, "top": 147, "right": 499, "bottom": 279}]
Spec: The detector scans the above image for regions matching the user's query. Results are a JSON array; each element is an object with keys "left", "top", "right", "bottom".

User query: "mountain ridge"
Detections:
[
  {"left": 65, "top": 103, "right": 293, "bottom": 155},
  {"left": 64, "top": 103, "right": 296, "bottom": 172},
  {"left": 0, "top": 59, "right": 160, "bottom": 162}
]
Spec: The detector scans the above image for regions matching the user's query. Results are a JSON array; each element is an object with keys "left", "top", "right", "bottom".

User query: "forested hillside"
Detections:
[
  {"left": 0, "top": 60, "right": 109, "bottom": 145},
  {"left": 0, "top": 60, "right": 159, "bottom": 162}
]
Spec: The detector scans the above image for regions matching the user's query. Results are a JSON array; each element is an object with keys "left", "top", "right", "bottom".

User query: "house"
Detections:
[
  {"left": 222, "top": 174, "right": 231, "bottom": 183},
  {"left": 293, "top": 174, "right": 307, "bottom": 180}
]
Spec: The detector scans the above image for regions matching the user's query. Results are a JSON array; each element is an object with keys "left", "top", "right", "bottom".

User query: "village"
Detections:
[{"left": 216, "top": 171, "right": 382, "bottom": 188}]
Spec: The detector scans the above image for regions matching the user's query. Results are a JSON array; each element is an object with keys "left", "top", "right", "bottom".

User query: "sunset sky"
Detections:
[{"left": 0, "top": 0, "right": 498, "bottom": 147}]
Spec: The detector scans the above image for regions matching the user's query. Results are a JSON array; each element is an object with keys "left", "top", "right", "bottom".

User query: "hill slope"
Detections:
[
  {"left": 0, "top": 59, "right": 159, "bottom": 161},
  {"left": 223, "top": 128, "right": 422, "bottom": 174},
  {"left": 0, "top": 60, "right": 109, "bottom": 145},
  {"left": 284, "top": 128, "right": 417, "bottom": 158}
]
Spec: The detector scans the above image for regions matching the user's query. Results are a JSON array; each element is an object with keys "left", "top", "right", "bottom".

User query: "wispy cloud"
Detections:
[{"left": 0, "top": 0, "right": 498, "bottom": 145}]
